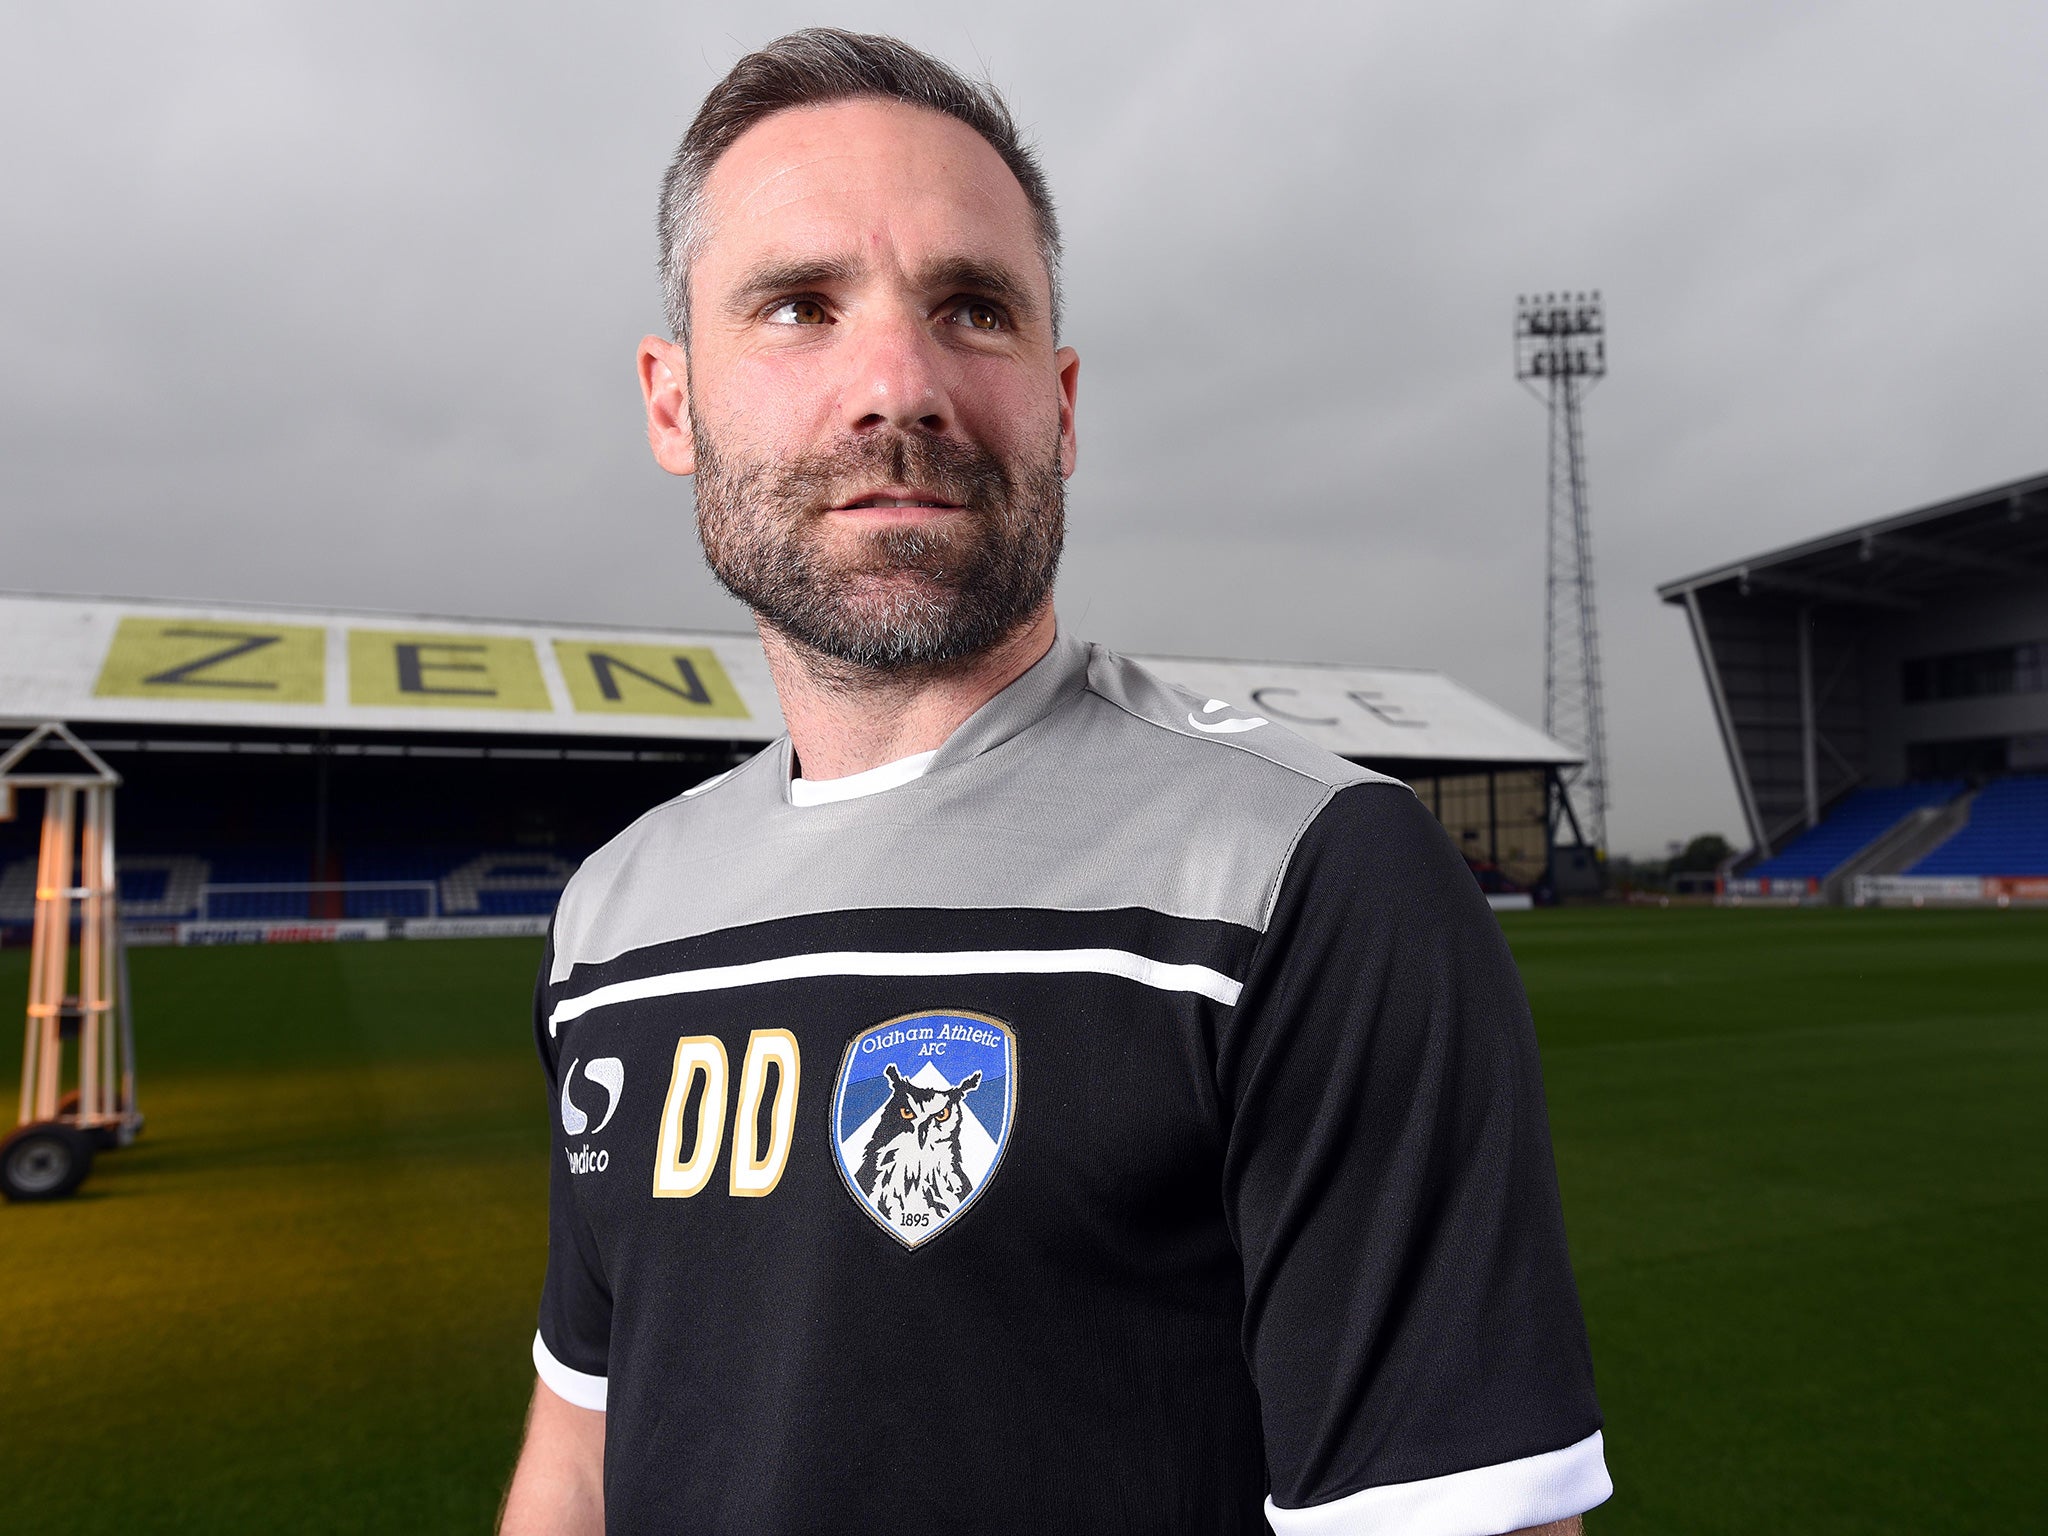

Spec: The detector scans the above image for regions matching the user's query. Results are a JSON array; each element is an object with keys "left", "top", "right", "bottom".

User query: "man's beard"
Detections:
[{"left": 690, "top": 410, "right": 1065, "bottom": 676}]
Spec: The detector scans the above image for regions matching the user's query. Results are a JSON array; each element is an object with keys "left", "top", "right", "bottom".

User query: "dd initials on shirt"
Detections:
[{"left": 652, "top": 1031, "right": 801, "bottom": 1199}]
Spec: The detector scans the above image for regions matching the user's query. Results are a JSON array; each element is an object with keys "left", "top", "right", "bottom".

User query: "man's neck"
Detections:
[{"left": 759, "top": 606, "right": 1058, "bottom": 782}]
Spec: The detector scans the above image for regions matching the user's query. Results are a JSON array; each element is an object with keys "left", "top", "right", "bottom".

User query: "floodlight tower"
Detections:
[{"left": 1516, "top": 291, "right": 1610, "bottom": 859}]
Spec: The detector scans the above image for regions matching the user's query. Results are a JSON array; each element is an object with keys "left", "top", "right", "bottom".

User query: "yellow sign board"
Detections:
[
  {"left": 347, "top": 630, "right": 550, "bottom": 711},
  {"left": 553, "top": 641, "right": 751, "bottom": 719},
  {"left": 89, "top": 616, "right": 758, "bottom": 723},
  {"left": 94, "top": 618, "right": 326, "bottom": 703}
]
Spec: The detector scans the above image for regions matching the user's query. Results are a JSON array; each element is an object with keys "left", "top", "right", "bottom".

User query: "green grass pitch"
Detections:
[{"left": 1, "top": 909, "right": 2042, "bottom": 1533}]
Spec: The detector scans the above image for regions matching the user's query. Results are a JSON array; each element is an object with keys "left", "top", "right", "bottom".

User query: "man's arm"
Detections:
[
  {"left": 518, "top": 932, "right": 614, "bottom": 1535},
  {"left": 499, "top": 1379, "right": 605, "bottom": 1536},
  {"left": 1226, "top": 783, "right": 1609, "bottom": 1533}
]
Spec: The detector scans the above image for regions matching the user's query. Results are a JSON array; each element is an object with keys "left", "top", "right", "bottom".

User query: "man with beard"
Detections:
[{"left": 500, "top": 29, "right": 1607, "bottom": 1536}]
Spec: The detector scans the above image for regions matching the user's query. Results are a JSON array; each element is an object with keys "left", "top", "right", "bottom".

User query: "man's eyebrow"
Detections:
[
  {"left": 722, "top": 256, "right": 862, "bottom": 316},
  {"left": 917, "top": 257, "right": 1039, "bottom": 321}
]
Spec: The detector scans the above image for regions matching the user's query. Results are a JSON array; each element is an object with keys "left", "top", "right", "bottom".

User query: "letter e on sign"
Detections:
[{"left": 347, "top": 630, "right": 550, "bottom": 711}]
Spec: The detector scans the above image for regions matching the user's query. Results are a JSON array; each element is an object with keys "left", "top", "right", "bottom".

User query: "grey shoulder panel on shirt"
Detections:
[
  {"left": 551, "top": 744, "right": 785, "bottom": 976},
  {"left": 549, "top": 643, "right": 1415, "bottom": 981}
]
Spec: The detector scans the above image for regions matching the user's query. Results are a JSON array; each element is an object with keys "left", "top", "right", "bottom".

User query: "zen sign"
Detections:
[{"left": 92, "top": 617, "right": 751, "bottom": 721}]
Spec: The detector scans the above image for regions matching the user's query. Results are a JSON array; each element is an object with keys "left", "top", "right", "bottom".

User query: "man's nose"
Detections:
[{"left": 840, "top": 307, "right": 952, "bottom": 437}]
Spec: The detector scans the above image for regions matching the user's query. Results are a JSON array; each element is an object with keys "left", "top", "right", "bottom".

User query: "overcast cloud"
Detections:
[{"left": 5, "top": 1, "right": 2045, "bottom": 854}]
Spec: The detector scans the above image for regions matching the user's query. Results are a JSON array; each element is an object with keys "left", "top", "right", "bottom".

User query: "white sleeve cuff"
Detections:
[
  {"left": 1265, "top": 1429, "right": 1611, "bottom": 1536},
  {"left": 532, "top": 1330, "right": 608, "bottom": 1412}
]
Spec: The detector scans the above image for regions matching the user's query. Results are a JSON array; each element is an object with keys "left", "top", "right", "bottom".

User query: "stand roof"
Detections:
[{"left": 1, "top": 592, "right": 1577, "bottom": 770}]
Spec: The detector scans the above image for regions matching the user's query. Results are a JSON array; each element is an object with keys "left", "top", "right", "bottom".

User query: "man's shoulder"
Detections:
[
  {"left": 551, "top": 745, "right": 782, "bottom": 959},
  {"left": 1055, "top": 643, "right": 1422, "bottom": 918},
  {"left": 1076, "top": 643, "right": 1401, "bottom": 797},
  {"left": 589, "top": 744, "right": 779, "bottom": 858}
]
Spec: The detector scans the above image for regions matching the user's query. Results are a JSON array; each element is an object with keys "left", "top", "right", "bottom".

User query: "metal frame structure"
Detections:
[
  {"left": 1517, "top": 292, "right": 1611, "bottom": 859},
  {"left": 3, "top": 722, "right": 142, "bottom": 1155}
]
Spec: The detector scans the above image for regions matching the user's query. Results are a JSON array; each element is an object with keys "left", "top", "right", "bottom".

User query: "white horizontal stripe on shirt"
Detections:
[
  {"left": 1264, "top": 1430, "right": 1611, "bottom": 1536},
  {"left": 532, "top": 1332, "right": 608, "bottom": 1412},
  {"left": 549, "top": 947, "right": 1243, "bottom": 1033}
]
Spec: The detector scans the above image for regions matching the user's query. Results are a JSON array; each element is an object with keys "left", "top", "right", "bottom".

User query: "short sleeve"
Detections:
[
  {"left": 1220, "top": 783, "right": 1609, "bottom": 1534},
  {"left": 532, "top": 935, "right": 612, "bottom": 1411}
]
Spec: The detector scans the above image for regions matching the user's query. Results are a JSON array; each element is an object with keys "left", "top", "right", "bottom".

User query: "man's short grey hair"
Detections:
[{"left": 658, "top": 28, "right": 1062, "bottom": 345}]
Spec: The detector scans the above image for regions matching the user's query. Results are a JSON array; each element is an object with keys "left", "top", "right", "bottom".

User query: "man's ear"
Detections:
[
  {"left": 638, "top": 335, "right": 696, "bottom": 476},
  {"left": 1054, "top": 346, "right": 1080, "bottom": 479}
]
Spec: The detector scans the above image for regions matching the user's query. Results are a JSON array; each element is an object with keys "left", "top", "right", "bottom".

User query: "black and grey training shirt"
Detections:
[{"left": 532, "top": 630, "right": 1609, "bottom": 1535}]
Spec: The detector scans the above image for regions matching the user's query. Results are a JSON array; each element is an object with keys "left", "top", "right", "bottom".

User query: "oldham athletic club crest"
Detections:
[{"left": 830, "top": 1011, "right": 1016, "bottom": 1248}]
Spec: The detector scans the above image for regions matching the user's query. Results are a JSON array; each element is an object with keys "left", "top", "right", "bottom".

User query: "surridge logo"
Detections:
[
  {"left": 830, "top": 1011, "right": 1016, "bottom": 1248},
  {"left": 1187, "top": 697, "right": 1268, "bottom": 734},
  {"left": 560, "top": 1056, "right": 623, "bottom": 1137}
]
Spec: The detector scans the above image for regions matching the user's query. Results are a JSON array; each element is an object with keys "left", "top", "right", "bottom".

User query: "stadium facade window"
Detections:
[
  {"left": 1400, "top": 768, "right": 1549, "bottom": 889},
  {"left": 1905, "top": 736, "right": 2009, "bottom": 778},
  {"left": 1900, "top": 639, "right": 2048, "bottom": 703}
]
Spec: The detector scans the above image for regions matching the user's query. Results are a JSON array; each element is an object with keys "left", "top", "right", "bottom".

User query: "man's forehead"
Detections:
[{"left": 697, "top": 98, "right": 1040, "bottom": 272}]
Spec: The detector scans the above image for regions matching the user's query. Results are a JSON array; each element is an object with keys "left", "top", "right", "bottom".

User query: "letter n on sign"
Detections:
[{"left": 553, "top": 641, "right": 749, "bottom": 719}]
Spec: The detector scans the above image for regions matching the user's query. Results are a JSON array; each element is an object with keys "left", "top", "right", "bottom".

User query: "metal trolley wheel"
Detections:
[
  {"left": 56, "top": 1089, "right": 137, "bottom": 1151},
  {"left": 1, "top": 1121, "right": 95, "bottom": 1202}
]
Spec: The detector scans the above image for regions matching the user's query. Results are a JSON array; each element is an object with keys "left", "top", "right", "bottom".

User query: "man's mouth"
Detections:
[{"left": 833, "top": 486, "right": 964, "bottom": 512}]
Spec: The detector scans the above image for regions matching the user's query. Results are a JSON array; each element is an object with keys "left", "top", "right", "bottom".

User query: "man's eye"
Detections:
[
  {"left": 945, "top": 300, "right": 1007, "bottom": 333},
  {"left": 766, "top": 298, "right": 830, "bottom": 325}
]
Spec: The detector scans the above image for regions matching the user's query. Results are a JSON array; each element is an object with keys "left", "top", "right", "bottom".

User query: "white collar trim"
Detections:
[{"left": 788, "top": 748, "right": 938, "bottom": 807}]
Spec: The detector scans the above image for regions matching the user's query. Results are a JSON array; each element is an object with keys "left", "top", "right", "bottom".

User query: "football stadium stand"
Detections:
[
  {"left": 1, "top": 592, "right": 1588, "bottom": 944},
  {"left": 1662, "top": 468, "right": 2048, "bottom": 905},
  {"left": 1910, "top": 774, "right": 2048, "bottom": 876},
  {"left": 1744, "top": 781, "right": 1965, "bottom": 883}
]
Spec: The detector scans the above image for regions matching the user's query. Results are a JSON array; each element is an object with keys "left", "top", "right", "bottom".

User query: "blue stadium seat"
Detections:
[
  {"left": 1909, "top": 775, "right": 2048, "bottom": 876},
  {"left": 204, "top": 850, "right": 317, "bottom": 919},
  {"left": 77, "top": 845, "right": 588, "bottom": 925},
  {"left": 343, "top": 846, "right": 582, "bottom": 918},
  {"left": 1747, "top": 781, "right": 1965, "bottom": 881}
]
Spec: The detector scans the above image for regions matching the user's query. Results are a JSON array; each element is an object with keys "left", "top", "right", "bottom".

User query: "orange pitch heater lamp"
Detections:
[{"left": 1, "top": 723, "right": 143, "bottom": 1202}]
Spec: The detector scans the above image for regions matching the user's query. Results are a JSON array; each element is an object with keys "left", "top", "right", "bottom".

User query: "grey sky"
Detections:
[{"left": 5, "top": 1, "right": 2045, "bottom": 854}]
